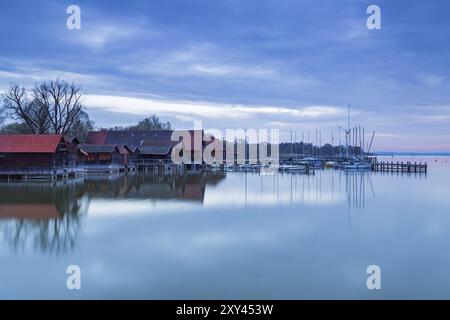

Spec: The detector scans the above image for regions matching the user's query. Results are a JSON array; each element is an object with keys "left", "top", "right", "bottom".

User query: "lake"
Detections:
[{"left": 0, "top": 156, "right": 449, "bottom": 299}]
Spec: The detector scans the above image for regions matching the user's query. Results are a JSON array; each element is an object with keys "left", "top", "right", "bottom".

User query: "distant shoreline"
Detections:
[{"left": 374, "top": 152, "right": 450, "bottom": 156}]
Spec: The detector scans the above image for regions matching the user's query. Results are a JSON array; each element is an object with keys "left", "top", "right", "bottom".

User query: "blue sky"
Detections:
[{"left": 0, "top": 0, "right": 449, "bottom": 151}]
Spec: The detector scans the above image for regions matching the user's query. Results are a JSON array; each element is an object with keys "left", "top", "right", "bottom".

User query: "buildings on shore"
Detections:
[
  {"left": 0, "top": 130, "right": 206, "bottom": 179},
  {"left": 0, "top": 134, "right": 76, "bottom": 177}
]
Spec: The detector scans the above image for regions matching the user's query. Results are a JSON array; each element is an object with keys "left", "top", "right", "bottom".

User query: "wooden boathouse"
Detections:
[
  {"left": 86, "top": 130, "right": 205, "bottom": 172},
  {"left": 77, "top": 144, "right": 125, "bottom": 173},
  {"left": 0, "top": 134, "right": 76, "bottom": 180}
]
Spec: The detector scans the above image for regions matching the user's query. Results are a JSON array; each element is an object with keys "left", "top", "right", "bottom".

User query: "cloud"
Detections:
[
  {"left": 0, "top": 69, "right": 108, "bottom": 92},
  {"left": 419, "top": 75, "right": 445, "bottom": 87},
  {"left": 62, "top": 15, "right": 157, "bottom": 49},
  {"left": 340, "top": 19, "right": 371, "bottom": 42},
  {"left": 0, "top": 68, "right": 100, "bottom": 84},
  {"left": 0, "top": 56, "right": 124, "bottom": 92},
  {"left": 84, "top": 94, "right": 345, "bottom": 123},
  {"left": 73, "top": 24, "right": 139, "bottom": 48},
  {"left": 119, "top": 42, "right": 322, "bottom": 85}
]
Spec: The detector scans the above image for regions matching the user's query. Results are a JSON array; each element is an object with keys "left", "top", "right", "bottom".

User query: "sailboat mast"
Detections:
[{"left": 346, "top": 105, "right": 350, "bottom": 159}]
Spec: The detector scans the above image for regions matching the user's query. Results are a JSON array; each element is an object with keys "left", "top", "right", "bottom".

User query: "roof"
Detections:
[
  {"left": 141, "top": 139, "right": 173, "bottom": 147},
  {"left": 117, "top": 145, "right": 133, "bottom": 154},
  {"left": 138, "top": 145, "right": 172, "bottom": 155},
  {"left": 0, "top": 134, "right": 66, "bottom": 153},
  {"left": 86, "top": 130, "right": 204, "bottom": 150},
  {"left": 64, "top": 136, "right": 80, "bottom": 153},
  {"left": 78, "top": 144, "right": 119, "bottom": 154},
  {"left": 64, "top": 136, "right": 80, "bottom": 144},
  {"left": 85, "top": 131, "right": 108, "bottom": 144}
]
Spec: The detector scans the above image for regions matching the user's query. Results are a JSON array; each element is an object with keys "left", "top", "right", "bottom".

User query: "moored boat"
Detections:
[{"left": 341, "top": 162, "right": 372, "bottom": 170}]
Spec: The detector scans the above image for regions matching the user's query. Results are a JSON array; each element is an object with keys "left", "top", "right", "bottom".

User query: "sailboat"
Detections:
[{"left": 339, "top": 105, "right": 374, "bottom": 171}]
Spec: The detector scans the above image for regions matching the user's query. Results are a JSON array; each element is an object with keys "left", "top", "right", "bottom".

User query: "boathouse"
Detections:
[
  {"left": 86, "top": 130, "right": 205, "bottom": 164},
  {"left": 136, "top": 145, "right": 172, "bottom": 161},
  {"left": 64, "top": 136, "right": 81, "bottom": 154},
  {"left": 0, "top": 134, "right": 75, "bottom": 178},
  {"left": 116, "top": 145, "right": 134, "bottom": 166},
  {"left": 77, "top": 144, "right": 121, "bottom": 167}
]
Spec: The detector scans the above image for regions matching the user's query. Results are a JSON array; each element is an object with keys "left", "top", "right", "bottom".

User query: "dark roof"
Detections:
[
  {"left": 0, "top": 134, "right": 66, "bottom": 153},
  {"left": 85, "top": 131, "right": 108, "bottom": 144},
  {"left": 86, "top": 130, "right": 204, "bottom": 150},
  {"left": 117, "top": 145, "right": 133, "bottom": 154},
  {"left": 141, "top": 139, "right": 172, "bottom": 147},
  {"left": 128, "top": 146, "right": 139, "bottom": 153},
  {"left": 78, "top": 144, "right": 119, "bottom": 154},
  {"left": 138, "top": 145, "right": 172, "bottom": 155},
  {"left": 64, "top": 136, "right": 80, "bottom": 144}
]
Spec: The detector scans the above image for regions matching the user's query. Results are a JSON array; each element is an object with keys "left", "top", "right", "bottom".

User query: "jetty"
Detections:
[{"left": 372, "top": 161, "right": 427, "bottom": 173}]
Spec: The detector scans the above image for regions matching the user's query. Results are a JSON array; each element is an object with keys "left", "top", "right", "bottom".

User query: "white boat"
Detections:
[
  {"left": 210, "top": 164, "right": 222, "bottom": 171},
  {"left": 341, "top": 162, "right": 372, "bottom": 170},
  {"left": 238, "top": 164, "right": 257, "bottom": 171},
  {"left": 324, "top": 161, "right": 336, "bottom": 168},
  {"left": 279, "top": 164, "right": 307, "bottom": 172},
  {"left": 225, "top": 164, "right": 236, "bottom": 171}
]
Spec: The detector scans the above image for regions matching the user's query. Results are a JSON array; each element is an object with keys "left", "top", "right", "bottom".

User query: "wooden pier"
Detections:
[
  {"left": 134, "top": 159, "right": 186, "bottom": 174},
  {"left": 372, "top": 161, "right": 427, "bottom": 173},
  {"left": 0, "top": 167, "right": 81, "bottom": 181}
]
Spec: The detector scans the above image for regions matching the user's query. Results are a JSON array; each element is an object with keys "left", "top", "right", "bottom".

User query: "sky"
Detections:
[{"left": 0, "top": 0, "right": 449, "bottom": 151}]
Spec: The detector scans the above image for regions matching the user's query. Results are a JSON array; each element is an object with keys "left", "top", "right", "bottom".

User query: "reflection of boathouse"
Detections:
[
  {"left": 0, "top": 172, "right": 225, "bottom": 252},
  {"left": 0, "top": 181, "right": 86, "bottom": 220},
  {"left": 0, "top": 181, "right": 87, "bottom": 253},
  {"left": 83, "top": 173, "right": 225, "bottom": 203}
]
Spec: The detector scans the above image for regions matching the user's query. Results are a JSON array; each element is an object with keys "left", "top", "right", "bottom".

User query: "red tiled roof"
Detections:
[{"left": 0, "top": 134, "right": 65, "bottom": 153}]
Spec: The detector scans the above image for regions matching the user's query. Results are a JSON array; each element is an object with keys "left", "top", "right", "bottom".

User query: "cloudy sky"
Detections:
[{"left": 0, "top": 0, "right": 449, "bottom": 151}]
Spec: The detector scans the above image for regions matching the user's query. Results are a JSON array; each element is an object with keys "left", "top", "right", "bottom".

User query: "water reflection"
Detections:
[
  {"left": 0, "top": 170, "right": 386, "bottom": 253},
  {"left": 2, "top": 159, "right": 449, "bottom": 299},
  {"left": 0, "top": 173, "right": 226, "bottom": 253},
  {"left": 204, "top": 170, "right": 376, "bottom": 211},
  {"left": 83, "top": 173, "right": 225, "bottom": 202},
  {"left": 0, "top": 180, "right": 87, "bottom": 253}
]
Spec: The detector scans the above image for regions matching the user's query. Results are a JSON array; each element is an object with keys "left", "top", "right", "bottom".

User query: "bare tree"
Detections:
[
  {"left": 2, "top": 84, "right": 51, "bottom": 133},
  {"left": 0, "top": 104, "right": 5, "bottom": 126},
  {"left": 32, "top": 79, "right": 83, "bottom": 134},
  {"left": 2, "top": 79, "right": 84, "bottom": 135}
]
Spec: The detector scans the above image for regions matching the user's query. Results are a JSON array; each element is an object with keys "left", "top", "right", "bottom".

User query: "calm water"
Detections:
[{"left": 0, "top": 156, "right": 450, "bottom": 299}]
